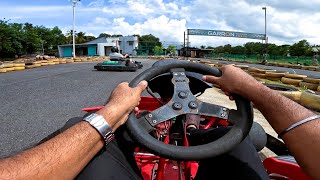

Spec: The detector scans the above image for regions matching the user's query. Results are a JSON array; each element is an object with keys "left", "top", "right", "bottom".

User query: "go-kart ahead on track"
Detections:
[
  {"left": 94, "top": 46, "right": 143, "bottom": 72},
  {"left": 85, "top": 60, "right": 310, "bottom": 180},
  {"left": 94, "top": 59, "right": 143, "bottom": 72}
]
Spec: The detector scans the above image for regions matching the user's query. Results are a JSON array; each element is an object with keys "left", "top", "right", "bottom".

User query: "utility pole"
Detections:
[
  {"left": 183, "top": 31, "right": 186, "bottom": 59},
  {"left": 72, "top": 0, "right": 80, "bottom": 58},
  {"left": 262, "top": 7, "right": 267, "bottom": 63}
]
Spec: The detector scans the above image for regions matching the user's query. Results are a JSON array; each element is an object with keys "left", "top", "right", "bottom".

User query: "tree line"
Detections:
[
  {"left": 200, "top": 39, "right": 316, "bottom": 57},
  {"left": 0, "top": 20, "right": 164, "bottom": 58},
  {"left": 0, "top": 20, "right": 317, "bottom": 58}
]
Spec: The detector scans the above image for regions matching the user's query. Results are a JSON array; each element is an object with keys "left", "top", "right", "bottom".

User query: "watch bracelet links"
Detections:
[{"left": 83, "top": 113, "right": 115, "bottom": 146}]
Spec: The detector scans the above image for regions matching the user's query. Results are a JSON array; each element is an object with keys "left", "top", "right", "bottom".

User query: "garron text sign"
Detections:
[{"left": 188, "top": 29, "right": 266, "bottom": 40}]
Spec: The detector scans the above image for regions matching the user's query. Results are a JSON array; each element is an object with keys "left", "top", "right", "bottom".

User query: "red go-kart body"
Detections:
[{"left": 83, "top": 97, "right": 311, "bottom": 180}]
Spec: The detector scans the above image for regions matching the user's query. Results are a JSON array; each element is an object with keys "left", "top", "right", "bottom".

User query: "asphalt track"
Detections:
[
  {"left": 0, "top": 58, "right": 319, "bottom": 158},
  {"left": 0, "top": 59, "right": 155, "bottom": 157}
]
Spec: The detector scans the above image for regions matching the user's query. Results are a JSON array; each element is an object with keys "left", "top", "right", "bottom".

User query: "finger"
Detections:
[
  {"left": 203, "top": 75, "right": 221, "bottom": 85},
  {"left": 134, "top": 80, "right": 148, "bottom": 93},
  {"left": 134, "top": 107, "right": 139, "bottom": 112},
  {"left": 224, "top": 91, "right": 231, "bottom": 96}
]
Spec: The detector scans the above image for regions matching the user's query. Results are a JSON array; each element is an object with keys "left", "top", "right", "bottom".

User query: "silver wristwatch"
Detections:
[{"left": 83, "top": 113, "right": 115, "bottom": 146}]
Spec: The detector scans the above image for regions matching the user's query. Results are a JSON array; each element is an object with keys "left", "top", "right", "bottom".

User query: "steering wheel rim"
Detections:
[{"left": 127, "top": 60, "right": 253, "bottom": 160}]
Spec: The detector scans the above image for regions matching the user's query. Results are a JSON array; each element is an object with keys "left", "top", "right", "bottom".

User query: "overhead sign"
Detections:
[{"left": 188, "top": 29, "right": 266, "bottom": 40}]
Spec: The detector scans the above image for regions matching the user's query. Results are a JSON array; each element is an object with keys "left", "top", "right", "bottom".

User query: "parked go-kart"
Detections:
[{"left": 85, "top": 60, "right": 311, "bottom": 180}]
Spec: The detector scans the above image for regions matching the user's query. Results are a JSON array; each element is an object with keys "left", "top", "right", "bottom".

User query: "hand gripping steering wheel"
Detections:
[{"left": 127, "top": 60, "right": 253, "bottom": 160}]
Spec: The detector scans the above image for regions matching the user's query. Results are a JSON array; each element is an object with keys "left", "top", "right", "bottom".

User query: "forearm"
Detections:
[
  {"left": 0, "top": 122, "right": 104, "bottom": 180},
  {"left": 243, "top": 82, "right": 319, "bottom": 178}
]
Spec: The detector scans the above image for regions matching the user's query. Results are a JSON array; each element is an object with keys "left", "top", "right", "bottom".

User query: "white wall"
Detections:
[
  {"left": 119, "top": 36, "right": 138, "bottom": 55},
  {"left": 97, "top": 43, "right": 116, "bottom": 56}
]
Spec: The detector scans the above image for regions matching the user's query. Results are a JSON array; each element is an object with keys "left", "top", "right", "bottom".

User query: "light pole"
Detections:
[
  {"left": 262, "top": 7, "right": 267, "bottom": 62},
  {"left": 72, "top": 0, "right": 80, "bottom": 58}
]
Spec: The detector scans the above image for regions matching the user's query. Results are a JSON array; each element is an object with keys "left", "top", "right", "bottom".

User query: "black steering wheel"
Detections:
[{"left": 127, "top": 60, "right": 253, "bottom": 160}]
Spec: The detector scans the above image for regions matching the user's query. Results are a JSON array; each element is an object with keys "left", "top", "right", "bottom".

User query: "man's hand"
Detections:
[
  {"left": 203, "top": 65, "right": 259, "bottom": 100},
  {"left": 97, "top": 81, "right": 148, "bottom": 131}
]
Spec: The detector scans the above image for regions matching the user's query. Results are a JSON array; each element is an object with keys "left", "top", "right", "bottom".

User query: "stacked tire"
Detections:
[
  {"left": 265, "top": 71, "right": 288, "bottom": 81},
  {"left": 300, "top": 76, "right": 320, "bottom": 91},
  {"left": 66, "top": 59, "right": 74, "bottom": 63},
  {"left": 25, "top": 62, "right": 37, "bottom": 69},
  {"left": 13, "top": 63, "right": 25, "bottom": 71},
  {"left": 281, "top": 73, "right": 306, "bottom": 86},
  {"left": 59, "top": 59, "right": 67, "bottom": 64}
]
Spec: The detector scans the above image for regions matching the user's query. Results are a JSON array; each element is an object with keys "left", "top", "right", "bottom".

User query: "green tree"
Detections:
[
  {"left": 76, "top": 31, "right": 86, "bottom": 43},
  {"left": 166, "top": 45, "right": 176, "bottom": 54},
  {"left": 289, "top": 40, "right": 310, "bottom": 57},
  {"left": 153, "top": 45, "right": 164, "bottom": 55},
  {"left": 223, "top": 44, "right": 232, "bottom": 54},
  {"left": 85, "top": 35, "right": 96, "bottom": 42},
  {"left": 111, "top": 34, "right": 123, "bottom": 37},
  {"left": 98, "top": 33, "right": 111, "bottom": 38},
  {"left": 244, "top": 42, "right": 263, "bottom": 55},
  {"left": 139, "top": 34, "right": 162, "bottom": 52},
  {"left": 200, "top": 45, "right": 206, "bottom": 49},
  {"left": 231, "top": 46, "right": 246, "bottom": 54}
]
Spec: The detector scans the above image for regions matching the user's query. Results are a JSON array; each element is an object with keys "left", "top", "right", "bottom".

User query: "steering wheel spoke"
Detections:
[
  {"left": 145, "top": 103, "right": 181, "bottom": 126},
  {"left": 197, "top": 101, "right": 230, "bottom": 120}
]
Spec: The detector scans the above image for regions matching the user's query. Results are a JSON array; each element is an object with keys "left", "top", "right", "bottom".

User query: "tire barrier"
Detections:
[
  {"left": 35, "top": 63, "right": 42, "bottom": 67},
  {"left": 303, "top": 77, "right": 320, "bottom": 84},
  {"left": 5, "top": 67, "right": 15, "bottom": 72},
  {"left": 26, "top": 65, "right": 37, "bottom": 69},
  {"left": 248, "top": 67, "right": 260, "bottom": 73},
  {"left": 299, "top": 82, "right": 319, "bottom": 91},
  {"left": 277, "top": 91, "right": 302, "bottom": 102},
  {"left": 266, "top": 77, "right": 282, "bottom": 81},
  {"left": 265, "top": 84, "right": 299, "bottom": 91},
  {"left": 2, "top": 63, "right": 14, "bottom": 68},
  {"left": 265, "top": 71, "right": 288, "bottom": 78},
  {"left": 284, "top": 73, "right": 307, "bottom": 79},
  {"left": 234, "top": 65, "right": 249, "bottom": 70},
  {"left": 0, "top": 69, "right": 6, "bottom": 73},
  {"left": 252, "top": 73, "right": 266, "bottom": 79},
  {"left": 41, "top": 63, "right": 49, "bottom": 66},
  {"left": 13, "top": 63, "right": 25, "bottom": 67},
  {"left": 287, "top": 64, "right": 302, "bottom": 69},
  {"left": 13, "top": 67, "right": 25, "bottom": 71},
  {"left": 66, "top": 59, "right": 74, "bottom": 63},
  {"left": 48, "top": 62, "right": 55, "bottom": 65},
  {"left": 318, "top": 86, "right": 320, "bottom": 92},
  {"left": 281, "top": 77, "right": 303, "bottom": 86},
  {"left": 300, "top": 92, "right": 320, "bottom": 111}
]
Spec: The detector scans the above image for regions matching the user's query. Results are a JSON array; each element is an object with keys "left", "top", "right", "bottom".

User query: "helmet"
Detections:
[{"left": 111, "top": 46, "right": 119, "bottom": 53}]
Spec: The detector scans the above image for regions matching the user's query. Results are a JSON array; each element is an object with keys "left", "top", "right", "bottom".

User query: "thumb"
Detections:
[
  {"left": 203, "top": 75, "right": 221, "bottom": 85},
  {"left": 134, "top": 80, "right": 148, "bottom": 93}
]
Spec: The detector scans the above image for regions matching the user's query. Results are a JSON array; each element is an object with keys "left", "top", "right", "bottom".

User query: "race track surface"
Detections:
[{"left": 0, "top": 59, "right": 155, "bottom": 157}]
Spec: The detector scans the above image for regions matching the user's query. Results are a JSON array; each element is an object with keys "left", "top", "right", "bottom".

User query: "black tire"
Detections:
[{"left": 265, "top": 84, "right": 299, "bottom": 91}]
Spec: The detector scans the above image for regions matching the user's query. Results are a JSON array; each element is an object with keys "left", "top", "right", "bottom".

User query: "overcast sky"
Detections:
[{"left": 0, "top": 0, "right": 319, "bottom": 47}]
